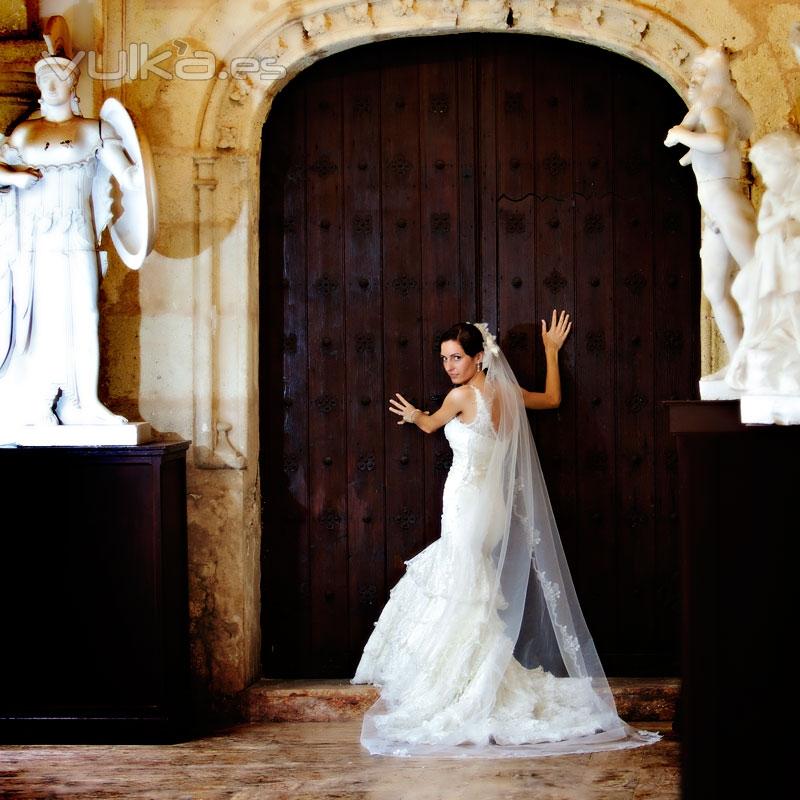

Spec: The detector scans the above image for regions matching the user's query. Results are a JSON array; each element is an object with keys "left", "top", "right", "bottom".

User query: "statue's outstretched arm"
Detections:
[
  {"left": 665, "top": 106, "right": 730, "bottom": 154},
  {"left": 0, "top": 137, "right": 40, "bottom": 191},
  {"left": 97, "top": 121, "right": 141, "bottom": 190},
  {"left": 0, "top": 163, "right": 41, "bottom": 191}
]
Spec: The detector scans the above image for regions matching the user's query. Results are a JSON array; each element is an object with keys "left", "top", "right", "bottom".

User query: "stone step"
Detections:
[{"left": 244, "top": 677, "right": 680, "bottom": 723}]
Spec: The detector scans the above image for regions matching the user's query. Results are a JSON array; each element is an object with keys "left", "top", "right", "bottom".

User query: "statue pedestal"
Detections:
[
  {"left": 668, "top": 401, "right": 792, "bottom": 798},
  {"left": 740, "top": 394, "right": 800, "bottom": 425},
  {"left": 13, "top": 421, "right": 152, "bottom": 446},
  {"left": 0, "top": 439, "right": 192, "bottom": 743}
]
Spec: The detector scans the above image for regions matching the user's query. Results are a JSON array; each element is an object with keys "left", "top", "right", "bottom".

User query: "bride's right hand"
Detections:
[
  {"left": 389, "top": 393, "right": 418, "bottom": 425},
  {"left": 390, "top": 393, "right": 429, "bottom": 425}
]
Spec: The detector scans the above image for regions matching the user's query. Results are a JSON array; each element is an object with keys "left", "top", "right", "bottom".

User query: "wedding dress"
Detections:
[{"left": 353, "top": 328, "right": 660, "bottom": 757}]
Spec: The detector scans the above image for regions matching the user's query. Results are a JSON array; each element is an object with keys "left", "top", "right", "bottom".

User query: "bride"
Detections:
[{"left": 352, "top": 313, "right": 661, "bottom": 757}]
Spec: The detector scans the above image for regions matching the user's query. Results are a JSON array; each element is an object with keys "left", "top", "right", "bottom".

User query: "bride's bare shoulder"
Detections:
[
  {"left": 442, "top": 384, "right": 477, "bottom": 417},
  {"left": 445, "top": 385, "right": 471, "bottom": 403}
]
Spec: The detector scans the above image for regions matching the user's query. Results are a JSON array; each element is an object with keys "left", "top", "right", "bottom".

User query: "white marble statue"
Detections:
[
  {"left": 724, "top": 130, "right": 800, "bottom": 424},
  {"left": 0, "top": 29, "right": 155, "bottom": 443},
  {"left": 664, "top": 47, "right": 757, "bottom": 397}
]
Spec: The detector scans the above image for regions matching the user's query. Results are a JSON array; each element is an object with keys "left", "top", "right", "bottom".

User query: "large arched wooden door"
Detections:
[{"left": 260, "top": 35, "right": 700, "bottom": 678}]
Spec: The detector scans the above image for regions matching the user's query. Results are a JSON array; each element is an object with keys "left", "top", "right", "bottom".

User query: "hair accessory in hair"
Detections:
[{"left": 470, "top": 321, "right": 500, "bottom": 372}]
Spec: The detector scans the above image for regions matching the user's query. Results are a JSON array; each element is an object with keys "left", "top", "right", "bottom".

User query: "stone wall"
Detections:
[{"left": 2, "top": 0, "right": 798, "bottom": 715}]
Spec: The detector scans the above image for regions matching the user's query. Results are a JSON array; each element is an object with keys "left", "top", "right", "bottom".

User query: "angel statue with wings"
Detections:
[{"left": 0, "top": 18, "right": 156, "bottom": 436}]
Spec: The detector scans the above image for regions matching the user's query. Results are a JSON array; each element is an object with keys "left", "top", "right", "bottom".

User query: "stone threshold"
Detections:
[{"left": 244, "top": 677, "right": 680, "bottom": 723}]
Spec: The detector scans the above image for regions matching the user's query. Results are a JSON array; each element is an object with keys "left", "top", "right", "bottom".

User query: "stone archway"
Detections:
[
  {"left": 199, "top": 1, "right": 704, "bottom": 155},
  {"left": 180, "top": 0, "right": 704, "bottom": 472},
  {"left": 258, "top": 32, "right": 701, "bottom": 677},
  {"left": 134, "top": 0, "right": 709, "bottom": 702}
]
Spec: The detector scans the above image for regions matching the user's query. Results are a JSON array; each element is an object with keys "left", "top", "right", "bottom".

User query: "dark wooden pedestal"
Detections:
[
  {"left": 668, "top": 402, "right": 793, "bottom": 798},
  {"left": 0, "top": 440, "right": 191, "bottom": 743}
]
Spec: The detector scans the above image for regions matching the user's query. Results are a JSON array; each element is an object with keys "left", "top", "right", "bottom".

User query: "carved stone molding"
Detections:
[
  {"left": 192, "top": 1, "right": 706, "bottom": 163},
  {"left": 303, "top": 14, "right": 329, "bottom": 38},
  {"left": 441, "top": 0, "right": 465, "bottom": 17},
  {"left": 217, "top": 125, "right": 238, "bottom": 150},
  {"left": 486, "top": 0, "right": 511, "bottom": 28},
  {"left": 534, "top": 0, "right": 557, "bottom": 15},
  {"left": 192, "top": 156, "right": 246, "bottom": 470},
  {"left": 392, "top": 0, "right": 415, "bottom": 16},
  {"left": 670, "top": 42, "right": 690, "bottom": 67},
  {"left": 579, "top": 2, "right": 603, "bottom": 29},
  {"left": 345, "top": 3, "right": 373, "bottom": 25},
  {"left": 623, "top": 15, "right": 648, "bottom": 43}
]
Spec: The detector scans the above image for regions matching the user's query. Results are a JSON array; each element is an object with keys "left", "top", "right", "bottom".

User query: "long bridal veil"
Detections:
[{"left": 361, "top": 326, "right": 661, "bottom": 757}]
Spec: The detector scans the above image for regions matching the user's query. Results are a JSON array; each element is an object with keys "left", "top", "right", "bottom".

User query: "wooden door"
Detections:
[{"left": 260, "top": 35, "right": 699, "bottom": 677}]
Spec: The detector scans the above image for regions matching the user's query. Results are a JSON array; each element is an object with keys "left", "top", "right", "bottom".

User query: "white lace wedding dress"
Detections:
[{"left": 353, "top": 385, "right": 656, "bottom": 756}]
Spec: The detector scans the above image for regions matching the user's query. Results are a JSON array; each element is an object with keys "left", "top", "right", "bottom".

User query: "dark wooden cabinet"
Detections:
[
  {"left": 668, "top": 402, "right": 792, "bottom": 798},
  {"left": 0, "top": 440, "right": 191, "bottom": 742}
]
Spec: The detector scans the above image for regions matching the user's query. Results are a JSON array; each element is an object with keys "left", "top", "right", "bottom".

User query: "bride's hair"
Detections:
[{"left": 440, "top": 322, "right": 484, "bottom": 357}]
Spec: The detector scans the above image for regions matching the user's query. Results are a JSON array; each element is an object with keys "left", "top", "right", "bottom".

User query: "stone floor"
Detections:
[{"left": 0, "top": 719, "right": 677, "bottom": 800}]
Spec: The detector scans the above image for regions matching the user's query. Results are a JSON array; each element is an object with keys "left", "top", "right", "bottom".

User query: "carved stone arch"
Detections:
[
  {"left": 175, "top": 1, "right": 707, "bottom": 469},
  {"left": 191, "top": 0, "right": 706, "bottom": 157}
]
